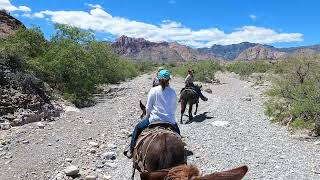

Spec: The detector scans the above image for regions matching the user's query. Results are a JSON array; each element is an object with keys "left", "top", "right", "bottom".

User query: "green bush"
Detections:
[
  {"left": 226, "top": 60, "right": 273, "bottom": 78},
  {"left": 134, "top": 61, "right": 160, "bottom": 73},
  {"left": 264, "top": 59, "right": 320, "bottom": 134},
  {"left": 0, "top": 26, "right": 48, "bottom": 69},
  {"left": 2, "top": 24, "right": 138, "bottom": 106},
  {"left": 172, "top": 61, "right": 223, "bottom": 81}
]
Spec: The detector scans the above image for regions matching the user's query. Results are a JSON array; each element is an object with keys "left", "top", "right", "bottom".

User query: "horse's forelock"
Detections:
[{"left": 165, "top": 165, "right": 200, "bottom": 180}]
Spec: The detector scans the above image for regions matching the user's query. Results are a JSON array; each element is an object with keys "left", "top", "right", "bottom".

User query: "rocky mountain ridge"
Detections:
[
  {"left": 0, "top": 10, "right": 24, "bottom": 38},
  {"left": 1, "top": 10, "right": 319, "bottom": 62},
  {"left": 111, "top": 35, "right": 320, "bottom": 61}
]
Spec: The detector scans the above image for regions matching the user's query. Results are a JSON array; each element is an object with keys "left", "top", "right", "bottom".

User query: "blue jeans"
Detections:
[{"left": 129, "top": 118, "right": 181, "bottom": 152}]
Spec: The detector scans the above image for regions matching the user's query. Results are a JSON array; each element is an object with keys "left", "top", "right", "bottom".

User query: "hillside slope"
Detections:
[{"left": 0, "top": 10, "right": 24, "bottom": 38}]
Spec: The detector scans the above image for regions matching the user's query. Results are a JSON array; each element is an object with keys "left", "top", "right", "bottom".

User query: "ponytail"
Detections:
[{"left": 160, "top": 78, "right": 169, "bottom": 90}]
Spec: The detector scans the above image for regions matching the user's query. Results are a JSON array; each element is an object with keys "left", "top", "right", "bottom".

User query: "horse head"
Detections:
[
  {"left": 140, "top": 100, "right": 146, "bottom": 119},
  {"left": 141, "top": 165, "right": 248, "bottom": 180}
]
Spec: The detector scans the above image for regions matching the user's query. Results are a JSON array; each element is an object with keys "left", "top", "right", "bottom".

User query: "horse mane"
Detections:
[
  {"left": 165, "top": 165, "right": 248, "bottom": 180},
  {"left": 140, "top": 164, "right": 248, "bottom": 180},
  {"left": 165, "top": 165, "right": 200, "bottom": 180}
]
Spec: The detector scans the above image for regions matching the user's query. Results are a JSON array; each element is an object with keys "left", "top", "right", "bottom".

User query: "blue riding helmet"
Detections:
[{"left": 158, "top": 69, "right": 171, "bottom": 80}]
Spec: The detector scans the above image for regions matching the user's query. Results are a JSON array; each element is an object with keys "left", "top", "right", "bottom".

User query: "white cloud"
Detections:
[
  {"left": 249, "top": 14, "right": 257, "bottom": 21},
  {"left": 33, "top": 12, "right": 45, "bottom": 18},
  {"left": 18, "top": 5, "right": 31, "bottom": 12},
  {"left": 31, "top": 6, "right": 303, "bottom": 48},
  {"left": 85, "top": 3, "right": 102, "bottom": 9},
  {"left": 0, "top": 0, "right": 31, "bottom": 12},
  {"left": 22, "top": 13, "right": 31, "bottom": 18}
]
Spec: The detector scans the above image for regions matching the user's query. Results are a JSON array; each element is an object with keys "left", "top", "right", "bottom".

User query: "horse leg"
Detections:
[
  {"left": 180, "top": 102, "right": 186, "bottom": 124},
  {"left": 194, "top": 103, "right": 198, "bottom": 115},
  {"left": 188, "top": 103, "right": 193, "bottom": 121}
]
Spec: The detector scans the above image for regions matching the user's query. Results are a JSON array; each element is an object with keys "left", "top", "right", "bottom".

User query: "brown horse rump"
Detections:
[
  {"left": 180, "top": 87, "right": 199, "bottom": 103},
  {"left": 133, "top": 122, "right": 184, "bottom": 173},
  {"left": 180, "top": 86, "right": 197, "bottom": 94}
]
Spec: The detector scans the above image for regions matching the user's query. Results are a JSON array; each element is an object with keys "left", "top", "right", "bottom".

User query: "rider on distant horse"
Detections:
[
  {"left": 124, "top": 69, "right": 181, "bottom": 159},
  {"left": 152, "top": 66, "right": 165, "bottom": 87},
  {"left": 184, "top": 69, "right": 208, "bottom": 101}
]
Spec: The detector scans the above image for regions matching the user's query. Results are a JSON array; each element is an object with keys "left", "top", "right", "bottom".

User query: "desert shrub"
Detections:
[
  {"left": 172, "top": 61, "right": 223, "bottom": 81},
  {"left": 264, "top": 58, "right": 320, "bottom": 134},
  {"left": 134, "top": 61, "right": 160, "bottom": 73},
  {"left": 226, "top": 60, "right": 273, "bottom": 78},
  {"left": 0, "top": 26, "right": 48, "bottom": 69},
  {"left": 3, "top": 24, "right": 138, "bottom": 106}
]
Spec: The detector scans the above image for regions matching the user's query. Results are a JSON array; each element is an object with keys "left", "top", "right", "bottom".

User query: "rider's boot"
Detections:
[
  {"left": 200, "top": 95, "right": 208, "bottom": 101},
  {"left": 123, "top": 145, "right": 133, "bottom": 159}
]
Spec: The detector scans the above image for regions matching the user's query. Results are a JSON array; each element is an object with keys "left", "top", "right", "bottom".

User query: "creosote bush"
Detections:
[
  {"left": 226, "top": 60, "right": 273, "bottom": 78},
  {"left": 1, "top": 24, "right": 138, "bottom": 107},
  {"left": 264, "top": 59, "right": 320, "bottom": 135},
  {"left": 172, "top": 61, "right": 223, "bottom": 82}
]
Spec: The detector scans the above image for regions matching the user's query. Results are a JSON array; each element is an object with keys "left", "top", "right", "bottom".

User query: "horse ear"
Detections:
[
  {"left": 195, "top": 166, "right": 248, "bottom": 180},
  {"left": 140, "top": 100, "right": 146, "bottom": 118},
  {"left": 140, "top": 100, "right": 146, "bottom": 110}
]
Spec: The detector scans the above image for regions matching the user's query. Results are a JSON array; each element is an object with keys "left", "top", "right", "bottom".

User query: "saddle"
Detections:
[
  {"left": 147, "top": 121, "right": 177, "bottom": 131},
  {"left": 180, "top": 86, "right": 197, "bottom": 94},
  {"left": 133, "top": 121, "right": 183, "bottom": 172}
]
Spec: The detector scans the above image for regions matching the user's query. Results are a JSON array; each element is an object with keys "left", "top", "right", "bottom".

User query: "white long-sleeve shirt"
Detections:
[{"left": 146, "top": 85, "right": 177, "bottom": 125}]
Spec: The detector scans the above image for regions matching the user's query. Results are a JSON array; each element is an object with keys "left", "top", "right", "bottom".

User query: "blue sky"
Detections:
[{"left": 1, "top": 0, "right": 319, "bottom": 48}]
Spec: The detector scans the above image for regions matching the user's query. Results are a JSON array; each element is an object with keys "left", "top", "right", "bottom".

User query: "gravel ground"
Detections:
[{"left": 0, "top": 72, "right": 319, "bottom": 180}]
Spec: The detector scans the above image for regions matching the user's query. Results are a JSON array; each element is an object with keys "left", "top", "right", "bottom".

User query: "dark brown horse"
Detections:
[
  {"left": 135, "top": 101, "right": 248, "bottom": 180},
  {"left": 140, "top": 164, "right": 248, "bottom": 180},
  {"left": 132, "top": 101, "right": 186, "bottom": 180},
  {"left": 180, "top": 86, "right": 200, "bottom": 124}
]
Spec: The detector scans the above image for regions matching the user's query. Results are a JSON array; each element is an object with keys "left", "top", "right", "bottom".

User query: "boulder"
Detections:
[
  {"left": 53, "top": 172, "right": 65, "bottom": 180},
  {"left": 211, "top": 121, "right": 230, "bottom": 127},
  {"left": 205, "top": 88, "right": 213, "bottom": 94},
  {"left": 64, "top": 165, "right": 79, "bottom": 176},
  {"left": 65, "top": 158, "right": 73, "bottom": 163},
  {"left": 85, "top": 175, "right": 97, "bottom": 180},
  {"left": 0, "top": 122, "right": 11, "bottom": 130},
  {"left": 36, "top": 122, "right": 45, "bottom": 129},
  {"left": 101, "top": 152, "right": 116, "bottom": 160},
  {"left": 103, "top": 175, "right": 112, "bottom": 180},
  {"left": 89, "top": 142, "right": 99, "bottom": 148}
]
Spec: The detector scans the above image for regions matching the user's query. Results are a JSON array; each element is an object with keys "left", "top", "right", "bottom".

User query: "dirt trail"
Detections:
[{"left": 0, "top": 72, "right": 319, "bottom": 180}]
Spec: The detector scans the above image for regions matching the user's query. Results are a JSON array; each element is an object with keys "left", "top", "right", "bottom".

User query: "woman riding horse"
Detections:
[
  {"left": 152, "top": 66, "right": 164, "bottom": 87},
  {"left": 124, "top": 69, "right": 181, "bottom": 159},
  {"left": 184, "top": 69, "right": 208, "bottom": 101}
]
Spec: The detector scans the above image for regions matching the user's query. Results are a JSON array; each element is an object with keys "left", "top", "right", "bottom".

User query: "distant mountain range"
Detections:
[
  {"left": 112, "top": 35, "right": 320, "bottom": 61},
  {"left": 1, "top": 11, "right": 319, "bottom": 62}
]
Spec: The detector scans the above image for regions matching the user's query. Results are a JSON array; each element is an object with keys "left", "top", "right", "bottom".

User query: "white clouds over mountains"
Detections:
[{"left": 0, "top": 0, "right": 303, "bottom": 48}]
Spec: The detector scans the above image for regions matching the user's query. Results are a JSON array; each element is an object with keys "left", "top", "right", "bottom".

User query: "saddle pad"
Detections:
[
  {"left": 133, "top": 127, "right": 182, "bottom": 172},
  {"left": 181, "top": 88, "right": 197, "bottom": 94}
]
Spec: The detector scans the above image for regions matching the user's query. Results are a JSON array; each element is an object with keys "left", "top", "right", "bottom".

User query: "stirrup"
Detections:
[{"left": 123, "top": 150, "right": 133, "bottom": 159}]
